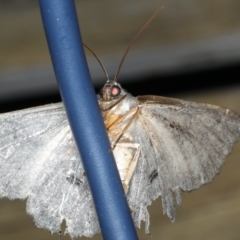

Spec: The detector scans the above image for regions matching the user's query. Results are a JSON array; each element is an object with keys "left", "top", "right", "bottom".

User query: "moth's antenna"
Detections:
[
  {"left": 83, "top": 43, "right": 109, "bottom": 81},
  {"left": 113, "top": 7, "right": 164, "bottom": 83}
]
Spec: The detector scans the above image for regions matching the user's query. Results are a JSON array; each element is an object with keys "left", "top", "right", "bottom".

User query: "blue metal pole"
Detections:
[{"left": 38, "top": 1, "right": 138, "bottom": 240}]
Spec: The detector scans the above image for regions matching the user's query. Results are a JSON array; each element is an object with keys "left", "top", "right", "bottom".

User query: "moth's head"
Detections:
[{"left": 99, "top": 81, "right": 126, "bottom": 102}]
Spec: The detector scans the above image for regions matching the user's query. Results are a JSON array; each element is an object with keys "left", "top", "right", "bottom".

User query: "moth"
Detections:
[{"left": 1, "top": 9, "right": 240, "bottom": 239}]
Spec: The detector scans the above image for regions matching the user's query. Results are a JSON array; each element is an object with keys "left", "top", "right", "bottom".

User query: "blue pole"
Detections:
[{"left": 38, "top": 1, "right": 138, "bottom": 240}]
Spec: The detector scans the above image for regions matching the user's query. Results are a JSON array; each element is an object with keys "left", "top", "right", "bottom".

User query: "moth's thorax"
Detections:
[
  {"left": 101, "top": 95, "right": 137, "bottom": 128},
  {"left": 104, "top": 95, "right": 137, "bottom": 113}
]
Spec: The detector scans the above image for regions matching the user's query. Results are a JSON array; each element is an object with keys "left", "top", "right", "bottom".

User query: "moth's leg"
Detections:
[
  {"left": 114, "top": 142, "right": 140, "bottom": 194},
  {"left": 109, "top": 108, "right": 139, "bottom": 151}
]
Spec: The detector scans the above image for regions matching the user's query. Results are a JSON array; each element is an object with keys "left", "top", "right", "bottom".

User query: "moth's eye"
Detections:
[{"left": 111, "top": 86, "right": 121, "bottom": 97}]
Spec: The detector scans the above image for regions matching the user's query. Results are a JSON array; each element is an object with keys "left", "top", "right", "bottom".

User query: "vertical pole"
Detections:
[{"left": 38, "top": 1, "right": 138, "bottom": 239}]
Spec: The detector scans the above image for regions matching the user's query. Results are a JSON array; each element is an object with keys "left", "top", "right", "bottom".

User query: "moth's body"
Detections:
[
  {"left": 0, "top": 81, "right": 240, "bottom": 238},
  {"left": 99, "top": 83, "right": 139, "bottom": 193}
]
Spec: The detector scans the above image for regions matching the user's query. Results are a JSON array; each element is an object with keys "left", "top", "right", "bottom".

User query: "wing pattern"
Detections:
[
  {"left": 125, "top": 96, "right": 240, "bottom": 230},
  {"left": 0, "top": 103, "right": 99, "bottom": 238}
]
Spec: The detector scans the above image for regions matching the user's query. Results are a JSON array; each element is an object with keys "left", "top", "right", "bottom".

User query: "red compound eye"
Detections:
[{"left": 111, "top": 86, "right": 121, "bottom": 97}]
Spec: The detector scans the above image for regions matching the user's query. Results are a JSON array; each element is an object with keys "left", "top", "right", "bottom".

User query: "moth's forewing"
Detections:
[
  {"left": 0, "top": 103, "right": 100, "bottom": 238},
  {"left": 125, "top": 94, "right": 240, "bottom": 224}
]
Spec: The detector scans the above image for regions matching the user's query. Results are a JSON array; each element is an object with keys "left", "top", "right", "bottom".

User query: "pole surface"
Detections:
[{"left": 38, "top": 1, "right": 138, "bottom": 239}]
